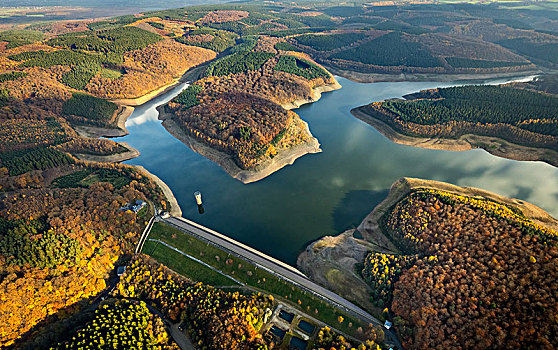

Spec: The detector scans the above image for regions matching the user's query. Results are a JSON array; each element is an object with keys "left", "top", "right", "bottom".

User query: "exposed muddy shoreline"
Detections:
[
  {"left": 281, "top": 80, "right": 342, "bottom": 110},
  {"left": 158, "top": 106, "right": 322, "bottom": 184},
  {"left": 325, "top": 65, "right": 543, "bottom": 83},
  {"left": 351, "top": 107, "right": 558, "bottom": 168},
  {"left": 298, "top": 176, "right": 558, "bottom": 313}
]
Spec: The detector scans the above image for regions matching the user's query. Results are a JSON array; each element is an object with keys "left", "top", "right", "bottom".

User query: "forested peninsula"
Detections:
[
  {"left": 159, "top": 38, "right": 340, "bottom": 183},
  {"left": 351, "top": 79, "right": 558, "bottom": 166},
  {"left": 299, "top": 177, "right": 558, "bottom": 350}
]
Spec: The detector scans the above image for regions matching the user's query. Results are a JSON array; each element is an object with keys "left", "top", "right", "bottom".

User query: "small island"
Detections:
[
  {"left": 159, "top": 38, "right": 340, "bottom": 183},
  {"left": 299, "top": 177, "right": 558, "bottom": 349},
  {"left": 351, "top": 78, "right": 558, "bottom": 167}
]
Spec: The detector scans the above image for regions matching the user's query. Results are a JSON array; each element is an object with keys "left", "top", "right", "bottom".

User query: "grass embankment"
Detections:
[
  {"left": 144, "top": 222, "right": 366, "bottom": 338},
  {"left": 143, "top": 240, "right": 237, "bottom": 286}
]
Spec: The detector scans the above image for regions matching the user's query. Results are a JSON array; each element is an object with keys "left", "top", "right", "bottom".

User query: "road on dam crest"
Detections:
[{"left": 160, "top": 216, "right": 402, "bottom": 349}]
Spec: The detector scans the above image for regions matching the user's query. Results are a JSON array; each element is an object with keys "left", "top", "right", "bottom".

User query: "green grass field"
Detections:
[
  {"left": 100, "top": 68, "right": 123, "bottom": 79},
  {"left": 143, "top": 239, "right": 238, "bottom": 286},
  {"left": 144, "top": 222, "right": 367, "bottom": 338}
]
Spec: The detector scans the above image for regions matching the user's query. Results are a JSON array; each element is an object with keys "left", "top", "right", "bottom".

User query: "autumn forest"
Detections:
[{"left": 1, "top": 0, "right": 558, "bottom": 349}]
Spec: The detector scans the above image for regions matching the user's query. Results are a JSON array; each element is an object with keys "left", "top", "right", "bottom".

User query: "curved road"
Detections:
[{"left": 161, "top": 216, "right": 402, "bottom": 349}]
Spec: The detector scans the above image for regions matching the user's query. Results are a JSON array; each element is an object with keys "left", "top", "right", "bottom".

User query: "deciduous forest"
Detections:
[
  {"left": 0, "top": 164, "right": 168, "bottom": 347},
  {"left": 1, "top": 0, "right": 558, "bottom": 348},
  {"left": 361, "top": 188, "right": 557, "bottom": 349},
  {"left": 164, "top": 38, "right": 335, "bottom": 170},
  {"left": 114, "top": 256, "right": 272, "bottom": 349},
  {"left": 51, "top": 299, "right": 179, "bottom": 350}
]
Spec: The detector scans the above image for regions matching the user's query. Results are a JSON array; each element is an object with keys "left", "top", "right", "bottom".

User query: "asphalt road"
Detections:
[
  {"left": 144, "top": 303, "right": 196, "bottom": 350},
  {"left": 167, "top": 323, "right": 196, "bottom": 350},
  {"left": 162, "top": 216, "right": 402, "bottom": 349}
]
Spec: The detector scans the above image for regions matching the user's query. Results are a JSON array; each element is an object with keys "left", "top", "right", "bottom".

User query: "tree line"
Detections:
[
  {"left": 0, "top": 216, "right": 82, "bottom": 269},
  {"left": 274, "top": 55, "right": 329, "bottom": 80},
  {"left": 332, "top": 32, "right": 442, "bottom": 68},
  {"left": 383, "top": 85, "right": 558, "bottom": 137},
  {"left": 62, "top": 93, "right": 118, "bottom": 126},
  {"left": 176, "top": 28, "right": 238, "bottom": 53},
  {"left": 204, "top": 51, "right": 274, "bottom": 77},
  {"left": 48, "top": 26, "right": 161, "bottom": 54},
  {"left": 51, "top": 299, "right": 178, "bottom": 350},
  {"left": 0, "top": 71, "right": 28, "bottom": 83},
  {"left": 294, "top": 32, "right": 366, "bottom": 51},
  {"left": 0, "top": 146, "right": 74, "bottom": 176},
  {"left": 173, "top": 84, "right": 202, "bottom": 109}
]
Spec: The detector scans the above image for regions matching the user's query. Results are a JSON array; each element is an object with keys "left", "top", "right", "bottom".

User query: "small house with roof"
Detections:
[{"left": 120, "top": 200, "right": 147, "bottom": 213}]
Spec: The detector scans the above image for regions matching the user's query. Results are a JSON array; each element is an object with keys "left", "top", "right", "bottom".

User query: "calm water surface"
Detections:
[{"left": 115, "top": 76, "right": 558, "bottom": 264}]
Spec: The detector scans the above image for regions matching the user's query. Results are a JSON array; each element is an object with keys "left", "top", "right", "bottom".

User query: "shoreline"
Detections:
[
  {"left": 281, "top": 80, "right": 342, "bottom": 110},
  {"left": 134, "top": 165, "right": 183, "bottom": 217},
  {"left": 351, "top": 107, "right": 558, "bottom": 168},
  {"left": 296, "top": 229, "right": 386, "bottom": 314},
  {"left": 297, "top": 177, "right": 558, "bottom": 313},
  {"left": 157, "top": 75, "right": 341, "bottom": 184},
  {"left": 78, "top": 60, "right": 213, "bottom": 140},
  {"left": 83, "top": 60, "right": 216, "bottom": 140},
  {"left": 357, "top": 177, "right": 558, "bottom": 242},
  {"left": 109, "top": 59, "right": 216, "bottom": 107},
  {"left": 325, "top": 65, "right": 543, "bottom": 83},
  {"left": 110, "top": 79, "right": 184, "bottom": 107},
  {"left": 74, "top": 141, "right": 140, "bottom": 163},
  {"left": 72, "top": 70, "right": 200, "bottom": 217},
  {"left": 74, "top": 105, "right": 134, "bottom": 139},
  {"left": 159, "top": 107, "right": 322, "bottom": 184}
]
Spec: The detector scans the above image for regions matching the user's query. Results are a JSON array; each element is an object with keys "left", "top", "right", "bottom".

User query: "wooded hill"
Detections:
[
  {"left": 123, "top": 1, "right": 558, "bottom": 75},
  {"left": 361, "top": 187, "right": 557, "bottom": 349},
  {"left": 0, "top": 162, "right": 169, "bottom": 348},
  {"left": 358, "top": 83, "right": 558, "bottom": 152},
  {"left": 165, "top": 39, "right": 335, "bottom": 170}
]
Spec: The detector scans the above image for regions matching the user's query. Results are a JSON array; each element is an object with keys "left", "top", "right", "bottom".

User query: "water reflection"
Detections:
[
  {"left": 115, "top": 76, "right": 558, "bottom": 264},
  {"left": 125, "top": 82, "right": 190, "bottom": 127},
  {"left": 332, "top": 190, "right": 389, "bottom": 233},
  {"left": 197, "top": 205, "right": 205, "bottom": 215}
]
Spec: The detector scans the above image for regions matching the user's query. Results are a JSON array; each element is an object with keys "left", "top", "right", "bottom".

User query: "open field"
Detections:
[{"left": 143, "top": 239, "right": 238, "bottom": 286}]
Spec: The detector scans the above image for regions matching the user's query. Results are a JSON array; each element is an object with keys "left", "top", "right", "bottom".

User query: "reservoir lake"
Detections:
[{"left": 115, "top": 76, "right": 558, "bottom": 265}]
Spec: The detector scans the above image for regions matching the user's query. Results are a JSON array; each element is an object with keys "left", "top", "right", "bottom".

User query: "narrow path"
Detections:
[
  {"left": 166, "top": 323, "right": 196, "bottom": 350},
  {"left": 136, "top": 216, "right": 155, "bottom": 254},
  {"left": 143, "top": 303, "right": 196, "bottom": 350}
]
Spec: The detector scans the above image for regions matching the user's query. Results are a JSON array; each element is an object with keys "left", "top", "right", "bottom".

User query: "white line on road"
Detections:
[
  {"left": 173, "top": 216, "right": 308, "bottom": 277},
  {"left": 163, "top": 217, "right": 380, "bottom": 325}
]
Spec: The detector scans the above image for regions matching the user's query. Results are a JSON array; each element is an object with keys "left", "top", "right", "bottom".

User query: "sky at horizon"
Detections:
[
  {"left": 0, "top": 0, "right": 234, "bottom": 24},
  {"left": 0, "top": 0, "right": 230, "bottom": 8}
]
